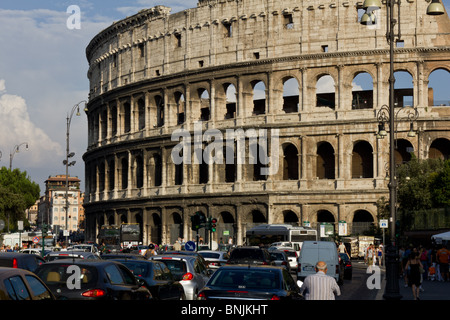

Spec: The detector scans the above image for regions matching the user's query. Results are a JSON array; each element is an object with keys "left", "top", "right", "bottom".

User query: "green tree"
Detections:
[
  {"left": 431, "top": 159, "right": 450, "bottom": 207},
  {"left": 0, "top": 167, "right": 40, "bottom": 232}
]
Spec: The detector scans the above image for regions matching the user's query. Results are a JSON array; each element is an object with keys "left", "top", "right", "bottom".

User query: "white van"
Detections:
[{"left": 297, "top": 241, "right": 343, "bottom": 284}]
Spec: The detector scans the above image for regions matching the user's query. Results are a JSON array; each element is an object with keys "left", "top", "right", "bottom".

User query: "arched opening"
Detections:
[
  {"left": 121, "top": 157, "right": 128, "bottom": 190},
  {"left": 429, "top": 138, "right": 450, "bottom": 160},
  {"left": 151, "top": 213, "right": 162, "bottom": 244},
  {"left": 283, "top": 77, "right": 299, "bottom": 113},
  {"left": 352, "top": 210, "right": 374, "bottom": 235},
  {"left": 283, "top": 144, "right": 299, "bottom": 180},
  {"left": 123, "top": 101, "right": 131, "bottom": 133},
  {"left": 352, "top": 141, "right": 374, "bottom": 178},
  {"left": 199, "top": 89, "right": 210, "bottom": 121},
  {"left": 135, "top": 155, "right": 144, "bottom": 188},
  {"left": 316, "top": 75, "right": 335, "bottom": 109},
  {"left": 108, "top": 159, "right": 115, "bottom": 191},
  {"left": 98, "top": 161, "right": 105, "bottom": 192},
  {"left": 352, "top": 72, "right": 373, "bottom": 109},
  {"left": 155, "top": 95, "right": 164, "bottom": 127},
  {"left": 317, "top": 142, "right": 335, "bottom": 179},
  {"left": 317, "top": 210, "right": 335, "bottom": 238},
  {"left": 283, "top": 210, "right": 299, "bottom": 225},
  {"left": 252, "top": 81, "right": 266, "bottom": 115},
  {"left": 395, "top": 139, "right": 414, "bottom": 165},
  {"left": 225, "top": 84, "right": 237, "bottom": 119},
  {"left": 428, "top": 68, "right": 450, "bottom": 106},
  {"left": 394, "top": 71, "right": 414, "bottom": 107},
  {"left": 175, "top": 92, "right": 186, "bottom": 124},
  {"left": 138, "top": 98, "right": 145, "bottom": 130},
  {"left": 170, "top": 212, "right": 183, "bottom": 244}
]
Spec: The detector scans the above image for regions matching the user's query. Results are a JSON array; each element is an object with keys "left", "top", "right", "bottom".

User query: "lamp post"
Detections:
[
  {"left": 63, "top": 100, "right": 86, "bottom": 246},
  {"left": 9, "top": 142, "right": 29, "bottom": 170},
  {"left": 360, "top": 0, "right": 444, "bottom": 300}
]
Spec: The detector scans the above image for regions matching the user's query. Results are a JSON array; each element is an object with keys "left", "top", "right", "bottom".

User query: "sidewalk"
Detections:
[{"left": 377, "top": 270, "right": 450, "bottom": 300}]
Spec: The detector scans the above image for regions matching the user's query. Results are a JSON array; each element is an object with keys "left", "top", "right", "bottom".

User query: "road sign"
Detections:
[
  {"left": 379, "top": 219, "right": 389, "bottom": 228},
  {"left": 185, "top": 241, "right": 196, "bottom": 252},
  {"left": 33, "top": 236, "right": 40, "bottom": 244}
]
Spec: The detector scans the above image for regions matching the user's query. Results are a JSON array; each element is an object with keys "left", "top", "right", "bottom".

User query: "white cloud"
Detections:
[{"left": 0, "top": 82, "right": 62, "bottom": 167}]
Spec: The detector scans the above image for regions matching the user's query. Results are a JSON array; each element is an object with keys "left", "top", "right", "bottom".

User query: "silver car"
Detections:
[
  {"left": 150, "top": 254, "right": 211, "bottom": 300},
  {"left": 198, "top": 250, "right": 229, "bottom": 269},
  {"left": 44, "top": 251, "right": 101, "bottom": 262}
]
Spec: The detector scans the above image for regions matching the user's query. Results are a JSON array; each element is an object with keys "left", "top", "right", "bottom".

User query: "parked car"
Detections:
[
  {"left": 0, "top": 252, "right": 45, "bottom": 273},
  {"left": 297, "top": 241, "right": 343, "bottom": 285},
  {"left": 268, "top": 250, "right": 291, "bottom": 272},
  {"left": 198, "top": 250, "right": 229, "bottom": 269},
  {"left": 150, "top": 254, "right": 211, "bottom": 300},
  {"left": 226, "top": 246, "right": 275, "bottom": 266},
  {"left": 111, "top": 258, "right": 185, "bottom": 300},
  {"left": 34, "top": 260, "right": 152, "bottom": 300},
  {"left": 0, "top": 267, "right": 55, "bottom": 300},
  {"left": 275, "top": 247, "right": 298, "bottom": 272},
  {"left": 198, "top": 265, "right": 303, "bottom": 300},
  {"left": 44, "top": 251, "right": 101, "bottom": 262},
  {"left": 339, "top": 252, "right": 353, "bottom": 280}
]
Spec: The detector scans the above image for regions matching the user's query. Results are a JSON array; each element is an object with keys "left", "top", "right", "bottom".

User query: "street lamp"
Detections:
[
  {"left": 360, "top": 0, "right": 444, "bottom": 300},
  {"left": 63, "top": 100, "right": 86, "bottom": 245},
  {"left": 9, "top": 142, "right": 29, "bottom": 170}
]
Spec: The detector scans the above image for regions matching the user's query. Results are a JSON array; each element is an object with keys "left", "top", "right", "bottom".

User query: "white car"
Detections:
[
  {"left": 273, "top": 247, "right": 298, "bottom": 272},
  {"left": 71, "top": 244, "right": 100, "bottom": 256}
]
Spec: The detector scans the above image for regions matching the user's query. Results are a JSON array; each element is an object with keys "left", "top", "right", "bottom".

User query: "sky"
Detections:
[{"left": 0, "top": 0, "right": 449, "bottom": 196}]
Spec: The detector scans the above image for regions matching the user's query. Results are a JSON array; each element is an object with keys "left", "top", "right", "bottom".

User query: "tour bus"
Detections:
[{"left": 245, "top": 224, "right": 318, "bottom": 255}]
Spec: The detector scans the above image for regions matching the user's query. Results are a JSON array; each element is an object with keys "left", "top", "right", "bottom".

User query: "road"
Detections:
[{"left": 337, "top": 260, "right": 384, "bottom": 300}]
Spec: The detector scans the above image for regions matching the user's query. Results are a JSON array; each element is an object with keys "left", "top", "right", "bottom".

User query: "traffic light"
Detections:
[
  {"left": 395, "top": 220, "right": 401, "bottom": 238},
  {"left": 211, "top": 218, "right": 217, "bottom": 232},
  {"left": 191, "top": 214, "right": 200, "bottom": 231},
  {"left": 42, "top": 224, "right": 48, "bottom": 237}
]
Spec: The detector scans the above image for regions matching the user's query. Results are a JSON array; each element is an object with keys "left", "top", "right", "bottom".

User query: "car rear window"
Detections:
[
  {"left": 210, "top": 269, "right": 280, "bottom": 289},
  {"left": 120, "top": 261, "right": 150, "bottom": 278},
  {"left": 35, "top": 264, "right": 98, "bottom": 288},
  {"left": 199, "top": 252, "right": 220, "bottom": 259},
  {"left": 0, "top": 258, "right": 13, "bottom": 268},
  {"left": 230, "top": 249, "right": 263, "bottom": 260},
  {"left": 283, "top": 251, "right": 296, "bottom": 257},
  {"left": 4, "top": 276, "right": 30, "bottom": 300},
  {"left": 158, "top": 259, "right": 187, "bottom": 278}
]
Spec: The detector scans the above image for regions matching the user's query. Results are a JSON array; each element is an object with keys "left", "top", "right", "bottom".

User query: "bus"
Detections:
[{"left": 245, "top": 224, "right": 318, "bottom": 253}]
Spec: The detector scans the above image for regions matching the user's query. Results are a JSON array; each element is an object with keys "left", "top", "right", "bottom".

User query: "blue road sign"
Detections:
[{"left": 185, "top": 241, "right": 196, "bottom": 251}]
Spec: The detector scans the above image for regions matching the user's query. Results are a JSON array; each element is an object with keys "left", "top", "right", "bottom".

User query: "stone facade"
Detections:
[{"left": 83, "top": 0, "right": 450, "bottom": 245}]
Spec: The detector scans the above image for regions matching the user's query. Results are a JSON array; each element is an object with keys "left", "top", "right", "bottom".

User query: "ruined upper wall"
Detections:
[{"left": 86, "top": 0, "right": 450, "bottom": 99}]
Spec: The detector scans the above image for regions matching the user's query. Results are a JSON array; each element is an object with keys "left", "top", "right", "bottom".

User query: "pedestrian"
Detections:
[
  {"left": 436, "top": 245, "right": 449, "bottom": 282},
  {"left": 299, "top": 261, "right": 341, "bottom": 300},
  {"left": 405, "top": 251, "right": 424, "bottom": 300},
  {"left": 377, "top": 245, "right": 383, "bottom": 266},
  {"left": 419, "top": 246, "right": 429, "bottom": 280},
  {"left": 366, "top": 244, "right": 374, "bottom": 266},
  {"left": 144, "top": 243, "right": 156, "bottom": 259},
  {"left": 402, "top": 246, "right": 411, "bottom": 287}
]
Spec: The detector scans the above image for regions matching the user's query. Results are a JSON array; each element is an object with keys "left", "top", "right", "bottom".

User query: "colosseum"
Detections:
[{"left": 83, "top": 0, "right": 450, "bottom": 246}]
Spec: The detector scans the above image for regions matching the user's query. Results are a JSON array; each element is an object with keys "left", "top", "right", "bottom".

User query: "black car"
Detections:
[
  {"left": 111, "top": 259, "right": 185, "bottom": 300},
  {"left": 0, "top": 267, "right": 55, "bottom": 300},
  {"left": 34, "top": 260, "right": 152, "bottom": 300},
  {"left": 198, "top": 265, "right": 303, "bottom": 300},
  {"left": 0, "top": 252, "right": 45, "bottom": 273},
  {"left": 339, "top": 253, "right": 353, "bottom": 280},
  {"left": 226, "top": 247, "right": 275, "bottom": 266},
  {"left": 101, "top": 253, "right": 146, "bottom": 260}
]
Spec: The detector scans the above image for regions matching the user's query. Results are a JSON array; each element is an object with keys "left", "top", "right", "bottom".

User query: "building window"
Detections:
[
  {"left": 224, "top": 22, "right": 232, "bottom": 37},
  {"left": 284, "top": 14, "right": 294, "bottom": 29}
]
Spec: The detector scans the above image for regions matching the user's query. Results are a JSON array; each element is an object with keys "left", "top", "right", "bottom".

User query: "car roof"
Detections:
[
  {"left": 0, "top": 252, "right": 37, "bottom": 259},
  {"left": 151, "top": 254, "right": 196, "bottom": 261},
  {"left": 39, "top": 259, "right": 120, "bottom": 267},
  {"left": 46, "top": 251, "right": 95, "bottom": 256},
  {"left": 0, "top": 266, "right": 35, "bottom": 276},
  {"left": 215, "top": 264, "right": 285, "bottom": 271}
]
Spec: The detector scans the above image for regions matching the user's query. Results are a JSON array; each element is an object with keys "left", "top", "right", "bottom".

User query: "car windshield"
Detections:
[
  {"left": 35, "top": 264, "right": 98, "bottom": 289},
  {"left": 209, "top": 269, "right": 280, "bottom": 289}
]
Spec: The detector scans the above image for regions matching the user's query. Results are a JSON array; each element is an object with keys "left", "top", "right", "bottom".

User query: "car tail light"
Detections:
[
  {"left": 82, "top": 289, "right": 106, "bottom": 298},
  {"left": 197, "top": 292, "right": 207, "bottom": 300},
  {"left": 182, "top": 272, "right": 194, "bottom": 281},
  {"left": 271, "top": 295, "right": 281, "bottom": 300},
  {"left": 12, "top": 258, "right": 18, "bottom": 268},
  {"left": 281, "top": 261, "right": 287, "bottom": 266}
]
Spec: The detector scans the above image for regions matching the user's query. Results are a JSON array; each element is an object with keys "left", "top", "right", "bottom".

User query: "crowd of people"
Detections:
[{"left": 399, "top": 244, "right": 450, "bottom": 300}]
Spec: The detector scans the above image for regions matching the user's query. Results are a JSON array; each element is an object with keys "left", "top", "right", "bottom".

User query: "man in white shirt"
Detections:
[{"left": 299, "top": 261, "right": 341, "bottom": 300}]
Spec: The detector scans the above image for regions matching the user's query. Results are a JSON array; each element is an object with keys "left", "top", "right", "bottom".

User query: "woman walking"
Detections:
[{"left": 405, "top": 251, "right": 424, "bottom": 300}]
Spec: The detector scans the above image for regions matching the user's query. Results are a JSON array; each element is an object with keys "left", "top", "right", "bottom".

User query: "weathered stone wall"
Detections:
[{"left": 83, "top": 1, "right": 450, "bottom": 245}]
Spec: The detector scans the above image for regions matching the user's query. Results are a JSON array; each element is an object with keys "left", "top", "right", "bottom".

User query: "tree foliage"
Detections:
[{"left": 0, "top": 167, "right": 40, "bottom": 232}]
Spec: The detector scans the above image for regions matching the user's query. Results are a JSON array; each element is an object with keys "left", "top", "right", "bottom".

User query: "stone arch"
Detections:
[
  {"left": 428, "top": 138, "right": 450, "bottom": 160},
  {"left": 282, "top": 142, "right": 299, "bottom": 180},
  {"left": 352, "top": 140, "right": 374, "bottom": 178},
  {"left": 316, "top": 141, "right": 335, "bottom": 179},
  {"left": 427, "top": 68, "right": 450, "bottom": 106},
  {"left": 174, "top": 91, "right": 186, "bottom": 124},
  {"left": 316, "top": 74, "right": 336, "bottom": 109},
  {"left": 169, "top": 211, "right": 183, "bottom": 244},
  {"left": 283, "top": 210, "right": 299, "bottom": 225},
  {"left": 352, "top": 71, "right": 374, "bottom": 109},
  {"left": 282, "top": 76, "right": 300, "bottom": 113},
  {"left": 393, "top": 70, "right": 414, "bottom": 108},
  {"left": 352, "top": 209, "right": 375, "bottom": 235},
  {"left": 252, "top": 80, "right": 266, "bottom": 115},
  {"left": 395, "top": 139, "right": 414, "bottom": 165}
]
